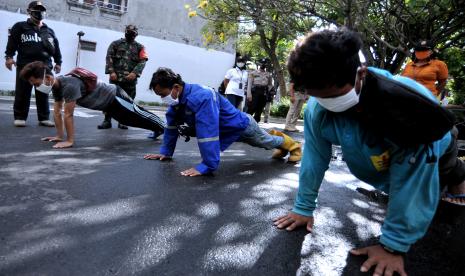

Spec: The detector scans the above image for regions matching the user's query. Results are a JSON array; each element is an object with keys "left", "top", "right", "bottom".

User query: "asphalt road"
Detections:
[{"left": 0, "top": 97, "right": 464, "bottom": 276}]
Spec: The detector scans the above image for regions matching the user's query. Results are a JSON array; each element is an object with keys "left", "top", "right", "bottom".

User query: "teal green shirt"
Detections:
[{"left": 294, "top": 67, "right": 452, "bottom": 252}]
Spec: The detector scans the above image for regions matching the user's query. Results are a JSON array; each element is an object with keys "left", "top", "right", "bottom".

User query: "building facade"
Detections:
[{"left": 0, "top": 0, "right": 235, "bottom": 101}]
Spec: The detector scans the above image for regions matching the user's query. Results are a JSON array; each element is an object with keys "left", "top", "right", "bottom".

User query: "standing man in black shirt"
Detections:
[{"left": 4, "top": 1, "right": 62, "bottom": 127}]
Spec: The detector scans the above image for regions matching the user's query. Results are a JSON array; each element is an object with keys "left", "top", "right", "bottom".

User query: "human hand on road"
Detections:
[
  {"left": 54, "top": 64, "right": 61, "bottom": 74},
  {"left": 110, "top": 72, "right": 117, "bottom": 81},
  {"left": 350, "top": 245, "right": 407, "bottom": 276},
  {"left": 5, "top": 58, "right": 16, "bottom": 71},
  {"left": 273, "top": 211, "right": 314, "bottom": 231},
  {"left": 53, "top": 141, "right": 73, "bottom": 149},
  {"left": 125, "top": 72, "right": 137, "bottom": 81},
  {"left": 41, "top": 136, "right": 63, "bottom": 142},
  {"left": 143, "top": 153, "right": 172, "bottom": 161},
  {"left": 180, "top": 167, "right": 202, "bottom": 177}
]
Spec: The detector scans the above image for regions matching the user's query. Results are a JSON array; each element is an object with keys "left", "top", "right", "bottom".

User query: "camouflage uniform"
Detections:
[
  {"left": 105, "top": 38, "right": 148, "bottom": 99},
  {"left": 99, "top": 25, "right": 148, "bottom": 129}
]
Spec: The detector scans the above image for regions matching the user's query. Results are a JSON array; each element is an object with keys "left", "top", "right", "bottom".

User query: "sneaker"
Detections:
[
  {"left": 39, "top": 120, "right": 55, "bottom": 127},
  {"left": 118, "top": 123, "right": 128, "bottom": 129},
  {"left": 97, "top": 121, "right": 112, "bottom": 129},
  {"left": 147, "top": 131, "right": 162, "bottom": 140},
  {"left": 14, "top": 120, "right": 26, "bottom": 127}
]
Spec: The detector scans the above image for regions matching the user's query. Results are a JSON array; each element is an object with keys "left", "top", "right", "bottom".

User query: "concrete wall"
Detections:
[
  {"left": 0, "top": 0, "right": 233, "bottom": 52},
  {"left": 0, "top": 10, "right": 236, "bottom": 102}
]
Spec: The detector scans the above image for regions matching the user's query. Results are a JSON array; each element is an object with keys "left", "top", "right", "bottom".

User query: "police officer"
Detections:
[
  {"left": 246, "top": 61, "right": 273, "bottom": 122},
  {"left": 98, "top": 25, "right": 148, "bottom": 129},
  {"left": 5, "top": 1, "right": 62, "bottom": 127}
]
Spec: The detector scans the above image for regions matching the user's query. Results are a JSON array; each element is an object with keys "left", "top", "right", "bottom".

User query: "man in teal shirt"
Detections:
[{"left": 274, "top": 29, "right": 465, "bottom": 276}]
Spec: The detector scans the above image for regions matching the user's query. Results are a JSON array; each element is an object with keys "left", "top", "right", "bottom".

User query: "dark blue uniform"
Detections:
[{"left": 5, "top": 19, "right": 62, "bottom": 121}]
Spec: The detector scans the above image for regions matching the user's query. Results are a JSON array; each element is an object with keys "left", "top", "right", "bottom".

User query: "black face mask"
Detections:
[
  {"left": 30, "top": 10, "right": 45, "bottom": 21},
  {"left": 125, "top": 32, "right": 137, "bottom": 42}
]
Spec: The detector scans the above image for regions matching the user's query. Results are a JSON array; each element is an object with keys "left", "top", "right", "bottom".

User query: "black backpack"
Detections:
[{"left": 357, "top": 69, "right": 455, "bottom": 149}]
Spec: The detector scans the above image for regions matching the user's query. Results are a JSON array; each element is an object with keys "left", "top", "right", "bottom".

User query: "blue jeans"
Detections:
[{"left": 238, "top": 114, "right": 283, "bottom": 149}]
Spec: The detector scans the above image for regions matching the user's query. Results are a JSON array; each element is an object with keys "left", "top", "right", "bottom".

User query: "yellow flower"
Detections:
[
  {"left": 188, "top": 10, "right": 197, "bottom": 18},
  {"left": 219, "top": 32, "right": 225, "bottom": 42},
  {"left": 184, "top": 4, "right": 191, "bottom": 9},
  {"left": 197, "top": 0, "right": 208, "bottom": 9},
  {"left": 204, "top": 33, "right": 213, "bottom": 44}
]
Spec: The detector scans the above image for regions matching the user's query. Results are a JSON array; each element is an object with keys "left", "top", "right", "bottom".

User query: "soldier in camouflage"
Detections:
[{"left": 98, "top": 24, "right": 148, "bottom": 129}]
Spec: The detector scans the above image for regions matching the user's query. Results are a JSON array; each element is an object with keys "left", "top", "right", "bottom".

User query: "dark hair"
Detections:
[
  {"left": 149, "top": 67, "right": 185, "bottom": 91},
  {"left": 20, "top": 61, "right": 53, "bottom": 81},
  {"left": 414, "top": 40, "right": 434, "bottom": 51},
  {"left": 287, "top": 28, "right": 362, "bottom": 90}
]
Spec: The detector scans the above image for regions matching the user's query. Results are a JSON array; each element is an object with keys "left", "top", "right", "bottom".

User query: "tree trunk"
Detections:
[
  {"left": 269, "top": 52, "right": 287, "bottom": 98},
  {"left": 257, "top": 27, "right": 287, "bottom": 98}
]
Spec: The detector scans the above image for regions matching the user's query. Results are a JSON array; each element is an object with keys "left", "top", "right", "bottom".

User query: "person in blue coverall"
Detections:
[
  {"left": 273, "top": 29, "right": 465, "bottom": 276},
  {"left": 143, "top": 67, "right": 302, "bottom": 176}
]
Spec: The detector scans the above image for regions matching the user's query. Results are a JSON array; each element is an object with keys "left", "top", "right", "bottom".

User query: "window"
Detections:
[
  {"left": 97, "top": 0, "right": 128, "bottom": 13},
  {"left": 67, "top": 0, "right": 96, "bottom": 14}
]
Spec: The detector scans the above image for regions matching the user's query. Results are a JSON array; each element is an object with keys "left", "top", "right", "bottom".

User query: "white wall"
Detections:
[{"left": 0, "top": 10, "right": 235, "bottom": 102}]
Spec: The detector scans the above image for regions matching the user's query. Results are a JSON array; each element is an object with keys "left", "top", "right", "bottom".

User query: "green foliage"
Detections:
[
  {"left": 188, "top": 0, "right": 315, "bottom": 97},
  {"left": 269, "top": 97, "right": 307, "bottom": 119},
  {"left": 270, "top": 97, "right": 290, "bottom": 118},
  {"left": 442, "top": 47, "right": 465, "bottom": 104},
  {"left": 237, "top": 34, "right": 294, "bottom": 70}
]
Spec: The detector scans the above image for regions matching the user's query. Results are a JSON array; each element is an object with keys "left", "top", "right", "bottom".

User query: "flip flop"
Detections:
[{"left": 441, "top": 193, "right": 465, "bottom": 206}]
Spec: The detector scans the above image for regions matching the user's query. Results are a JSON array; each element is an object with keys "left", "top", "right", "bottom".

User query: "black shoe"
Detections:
[
  {"left": 118, "top": 123, "right": 128, "bottom": 129},
  {"left": 97, "top": 121, "right": 112, "bottom": 129},
  {"left": 147, "top": 130, "right": 162, "bottom": 140}
]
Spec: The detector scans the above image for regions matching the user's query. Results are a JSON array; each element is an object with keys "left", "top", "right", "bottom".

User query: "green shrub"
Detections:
[
  {"left": 270, "top": 97, "right": 290, "bottom": 118},
  {"left": 270, "top": 97, "right": 308, "bottom": 119}
]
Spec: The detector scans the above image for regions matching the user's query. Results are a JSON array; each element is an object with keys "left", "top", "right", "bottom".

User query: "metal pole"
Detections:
[{"left": 76, "top": 31, "right": 85, "bottom": 67}]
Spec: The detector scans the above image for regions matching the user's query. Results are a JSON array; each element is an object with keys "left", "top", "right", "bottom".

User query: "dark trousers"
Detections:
[
  {"left": 103, "top": 80, "right": 137, "bottom": 123},
  {"left": 13, "top": 64, "right": 50, "bottom": 121},
  {"left": 439, "top": 127, "right": 465, "bottom": 188},
  {"left": 226, "top": 94, "right": 243, "bottom": 109},
  {"left": 110, "top": 80, "right": 136, "bottom": 99},
  {"left": 247, "top": 87, "right": 267, "bottom": 123},
  {"left": 106, "top": 88, "right": 166, "bottom": 133}
]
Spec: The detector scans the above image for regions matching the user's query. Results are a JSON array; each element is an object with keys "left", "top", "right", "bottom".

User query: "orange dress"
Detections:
[{"left": 401, "top": 59, "right": 448, "bottom": 96}]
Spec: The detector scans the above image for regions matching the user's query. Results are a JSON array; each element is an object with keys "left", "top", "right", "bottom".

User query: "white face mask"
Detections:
[
  {"left": 236, "top": 62, "right": 245, "bottom": 68},
  {"left": 161, "top": 89, "right": 179, "bottom": 106},
  {"left": 315, "top": 87, "right": 359, "bottom": 112},
  {"left": 36, "top": 70, "right": 54, "bottom": 94}
]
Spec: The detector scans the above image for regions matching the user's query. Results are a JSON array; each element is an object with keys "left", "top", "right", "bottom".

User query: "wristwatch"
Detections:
[{"left": 380, "top": 243, "right": 405, "bottom": 256}]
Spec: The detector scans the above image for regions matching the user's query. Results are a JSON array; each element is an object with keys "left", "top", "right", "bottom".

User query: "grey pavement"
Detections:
[{"left": 0, "top": 97, "right": 464, "bottom": 276}]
